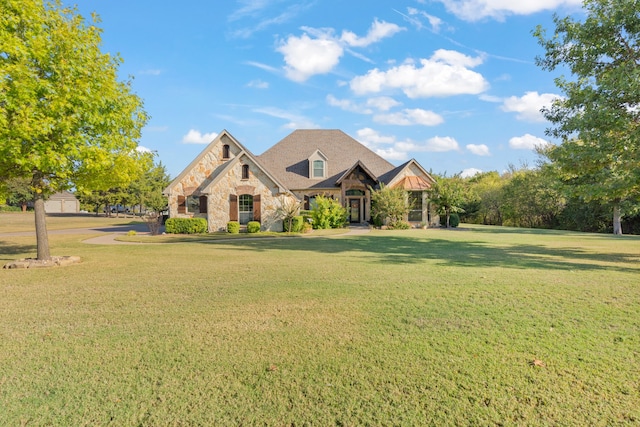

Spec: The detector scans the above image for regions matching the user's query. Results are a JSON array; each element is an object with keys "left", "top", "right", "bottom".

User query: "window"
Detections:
[
  {"left": 187, "top": 195, "right": 200, "bottom": 214},
  {"left": 222, "top": 144, "right": 230, "bottom": 159},
  {"left": 313, "top": 160, "right": 324, "bottom": 178},
  {"left": 408, "top": 192, "right": 423, "bottom": 222},
  {"left": 242, "top": 164, "right": 250, "bottom": 180},
  {"left": 346, "top": 189, "right": 365, "bottom": 196},
  {"left": 239, "top": 194, "right": 253, "bottom": 224}
]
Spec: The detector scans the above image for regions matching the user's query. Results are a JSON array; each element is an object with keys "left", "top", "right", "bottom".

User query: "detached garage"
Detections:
[{"left": 45, "top": 191, "right": 80, "bottom": 214}]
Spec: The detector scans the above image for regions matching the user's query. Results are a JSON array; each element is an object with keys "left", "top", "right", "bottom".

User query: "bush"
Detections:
[
  {"left": 227, "top": 221, "right": 240, "bottom": 234},
  {"left": 311, "top": 196, "right": 347, "bottom": 229},
  {"left": 0, "top": 205, "right": 22, "bottom": 212},
  {"left": 387, "top": 220, "right": 411, "bottom": 230},
  {"left": 440, "top": 213, "right": 460, "bottom": 228},
  {"left": 165, "top": 217, "right": 208, "bottom": 234},
  {"left": 284, "top": 215, "right": 303, "bottom": 232},
  {"left": 247, "top": 221, "right": 261, "bottom": 233}
]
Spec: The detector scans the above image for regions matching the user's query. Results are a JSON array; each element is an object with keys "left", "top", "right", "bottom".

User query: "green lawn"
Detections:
[
  {"left": 0, "top": 211, "right": 142, "bottom": 233},
  {"left": 1, "top": 218, "right": 639, "bottom": 425}
]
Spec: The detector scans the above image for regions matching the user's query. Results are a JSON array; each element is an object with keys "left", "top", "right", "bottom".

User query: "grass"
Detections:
[
  {"left": 0, "top": 212, "right": 142, "bottom": 233},
  {"left": 1, "top": 215, "right": 639, "bottom": 425}
]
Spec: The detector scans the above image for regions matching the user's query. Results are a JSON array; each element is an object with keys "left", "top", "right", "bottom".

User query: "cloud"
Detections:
[
  {"left": 247, "top": 79, "right": 269, "bottom": 89},
  {"left": 326, "top": 95, "right": 401, "bottom": 114},
  {"left": 374, "top": 108, "right": 444, "bottom": 126},
  {"left": 501, "top": 91, "right": 560, "bottom": 122},
  {"left": 509, "top": 134, "right": 550, "bottom": 150},
  {"left": 422, "top": 136, "right": 460, "bottom": 152},
  {"left": 254, "top": 107, "right": 319, "bottom": 129},
  {"left": 277, "top": 19, "right": 403, "bottom": 82},
  {"left": 136, "top": 145, "right": 153, "bottom": 153},
  {"left": 461, "top": 167, "right": 483, "bottom": 178},
  {"left": 466, "top": 144, "right": 490, "bottom": 156},
  {"left": 350, "top": 49, "right": 488, "bottom": 98},
  {"left": 434, "top": 0, "right": 582, "bottom": 21},
  {"left": 340, "top": 19, "right": 404, "bottom": 47},
  {"left": 356, "top": 128, "right": 460, "bottom": 161},
  {"left": 277, "top": 32, "right": 344, "bottom": 82},
  {"left": 366, "top": 96, "right": 402, "bottom": 111},
  {"left": 182, "top": 130, "right": 218, "bottom": 144}
]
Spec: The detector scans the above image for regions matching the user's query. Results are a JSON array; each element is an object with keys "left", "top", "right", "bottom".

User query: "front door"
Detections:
[{"left": 349, "top": 198, "right": 361, "bottom": 223}]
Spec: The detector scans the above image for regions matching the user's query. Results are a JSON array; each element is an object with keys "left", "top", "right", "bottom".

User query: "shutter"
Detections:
[
  {"left": 229, "top": 194, "right": 238, "bottom": 221},
  {"left": 177, "top": 195, "right": 186, "bottom": 214},
  {"left": 199, "top": 195, "right": 208, "bottom": 214},
  {"left": 304, "top": 195, "right": 310, "bottom": 210},
  {"left": 253, "top": 194, "right": 261, "bottom": 222}
]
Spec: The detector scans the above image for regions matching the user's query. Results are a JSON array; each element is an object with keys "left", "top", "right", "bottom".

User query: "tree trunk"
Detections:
[
  {"left": 34, "top": 194, "right": 51, "bottom": 260},
  {"left": 613, "top": 203, "right": 623, "bottom": 235}
]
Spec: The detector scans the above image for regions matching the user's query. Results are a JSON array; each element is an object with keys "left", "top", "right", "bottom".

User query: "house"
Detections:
[
  {"left": 164, "top": 129, "right": 438, "bottom": 232},
  {"left": 44, "top": 191, "right": 80, "bottom": 214}
]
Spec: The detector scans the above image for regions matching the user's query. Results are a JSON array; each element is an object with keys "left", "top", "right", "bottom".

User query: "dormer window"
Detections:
[
  {"left": 308, "top": 149, "right": 328, "bottom": 179},
  {"left": 313, "top": 160, "right": 324, "bottom": 178},
  {"left": 222, "top": 144, "right": 230, "bottom": 159},
  {"left": 241, "top": 164, "right": 250, "bottom": 180}
]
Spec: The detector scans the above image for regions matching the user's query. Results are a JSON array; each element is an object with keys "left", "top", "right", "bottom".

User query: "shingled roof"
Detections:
[{"left": 257, "top": 129, "right": 396, "bottom": 190}]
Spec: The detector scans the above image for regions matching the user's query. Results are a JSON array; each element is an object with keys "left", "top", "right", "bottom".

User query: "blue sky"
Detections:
[{"left": 69, "top": 0, "right": 584, "bottom": 179}]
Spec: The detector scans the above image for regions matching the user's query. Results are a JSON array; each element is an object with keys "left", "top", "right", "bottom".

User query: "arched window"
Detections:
[
  {"left": 242, "top": 164, "right": 250, "bottom": 180},
  {"left": 239, "top": 194, "right": 253, "bottom": 224},
  {"left": 222, "top": 144, "right": 230, "bottom": 159}
]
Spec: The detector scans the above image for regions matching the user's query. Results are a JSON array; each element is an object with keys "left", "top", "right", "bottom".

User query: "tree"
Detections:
[
  {"left": 5, "top": 177, "right": 33, "bottom": 212},
  {"left": 0, "top": 0, "right": 149, "bottom": 259},
  {"left": 428, "top": 175, "right": 467, "bottom": 228},
  {"left": 534, "top": 0, "right": 640, "bottom": 234},
  {"left": 462, "top": 171, "right": 505, "bottom": 225},
  {"left": 311, "top": 195, "right": 347, "bottom": 229},
  {"left": 369, "top": 183, "right": 410, "bottom": 227},
  {"left": 130, "top": 161, "right": 171, "bottom": 214}
]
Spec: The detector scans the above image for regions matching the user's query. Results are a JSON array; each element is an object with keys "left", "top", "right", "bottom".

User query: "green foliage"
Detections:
[
  {"left": 272, "top": 196, "right": 303, "bottom": 233},
  {"left": 311, "top": 195, "right": 347, "bottom": 229},
  {"left": 534, "top": 0, "right": 640, "bottom": 234},
  {"left": 165, "top": 218, "right": 207, "bottom": 234},
  {"left": 227, "top": 221, "right": 240, "bottom": 234},
  {"left": 461, "top": 171, "right": 505, "bottom": 225},
  {"left": 0, "top": 0, "right": 149, "bottom": 258},
  {"left": 439, "top": 213, "right": 460, "bottom": 228},
  {"left": 387, "top": 220, "right": 411, "bottom": 230},
  {"left": 247, "top": 221, "right": 261, "bottom": 233},
  {"left": 130, "top": 161, "right": 172, "bottom": 214},
  {"left": 4, "top": 178, "right": 33, "bottom": 211},
  {"left": 370, "top": 183, "right": 410, "bottom": 226},
  {"left": 428, "top": 175, "right": 467, "bottom": 228},
  {"left": 0, "top": 205, "right": 22, "bottom": 212},
  {"left": 283, "top": 215, "right": 303, "bottom": 232}
]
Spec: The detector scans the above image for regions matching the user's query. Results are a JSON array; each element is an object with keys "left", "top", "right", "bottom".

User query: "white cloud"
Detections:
[
  {"left": 466, "top": 143, "right": 490, "bottom": 156},
  {"left": 356, "top": 128, "right": 459, "bottom": 161},
  {"left": 138, "top": 69, "right": 161, "bottom": 76},
  {"left": 136, "top": 145, "right": 153, "bottom": 153},
  {"left": 423, "top": 136, "right": 460, "bottom": 152},
  {"left": 181, "top": 130, "right": 218, "bottom": 144},
  {"left": 276, "top": 19, "right": 403, "bottom": 83},
  {"left": 254, "top": 107, "right": 320, "bottom": 129},
  {"left": 366, "top": 96, "right": 402, "bottom": 111},
  {"left": 435, "top": 0, "right": 582, "bottom": 21},
  {"left": 407, "top": 8, "right": 444, "bottom": 33},
  {"left": 277, "top": 32, "right": 344, "bottom": 82},
  {"left": 501, "top": 91, "right": 560, "bottom": 122},
  {"left": 461, "top": 167, "right": 483, "bottom": 178},
  {"left": 247, "top": 79, "right": 269, "bottom": 89},
  {"left": 374, "top": 108, "right": 444, "bottom": 126},
  {"left": 340, "top": 19, "right": 404, "bottom": 47},
  {"left": 509, "top": 134, "right": 550, "bottom": 150},
  {"left": 350, "top": 49, "right": 488, "bottom": 98}
]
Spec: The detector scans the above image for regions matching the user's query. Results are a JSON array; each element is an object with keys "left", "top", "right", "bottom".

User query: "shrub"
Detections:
[
  {"left": 0, "top": 205, "right": 22, "bottom": 212},
  {"left": 387, "top": 220, "right": 411, "bottom": 230},
  {"left": 247, "top": 221, "right": 261, "bottom": 233},
  {"left": 165, "top": 217, "right": 208, "bottom": 234},
  {"left": 311, "top": 196, "right": 347, "bottom": 229},
  {"left": 126, "top": 230, "right": 137, "bottom": 236},
  {"left": 227, "top": 221, "right": 240, "bottom": 234},
  {"left": 440, "top": 213, "right": 460, "bottom": 228},
  {"left": 284, "top": 215, "right": 303, "bottom": 232}
]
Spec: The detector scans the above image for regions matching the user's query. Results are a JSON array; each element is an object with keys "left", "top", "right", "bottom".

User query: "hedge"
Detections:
[
  {"left": 227, "top": 221, "right": 240, "bottom": 234},
  {"left": 164, "top": 217, "right": 208, "bottom": 234}
]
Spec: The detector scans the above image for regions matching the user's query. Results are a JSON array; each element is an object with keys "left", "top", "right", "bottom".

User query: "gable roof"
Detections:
[
  {"left": 335, "top": 160, "right": 379, "bottom": 185},
  {"left": 257, "top": 129, "right": 395, "bottom": 190},
  {"left": 379, "top": 159, "right": 435, "bottom": 190}
]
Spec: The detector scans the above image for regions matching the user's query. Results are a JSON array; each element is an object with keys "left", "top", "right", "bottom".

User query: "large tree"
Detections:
[
  {"left": 0, "top": 0, "right": 149, "bottom": 259},
  {"left": 428, "top": 175, "right": 467, "bottom": 228},
  {"left": 534, "top": 0, "right": 640, "bottom": 234}
]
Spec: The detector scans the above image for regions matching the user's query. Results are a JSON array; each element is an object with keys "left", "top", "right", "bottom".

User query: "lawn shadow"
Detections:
[
  {"left": 199, "top": 232, "right": 639, "bottom": 274},
  {"left": 0, "top": 240, "right": 37, "bottom": 259}
]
